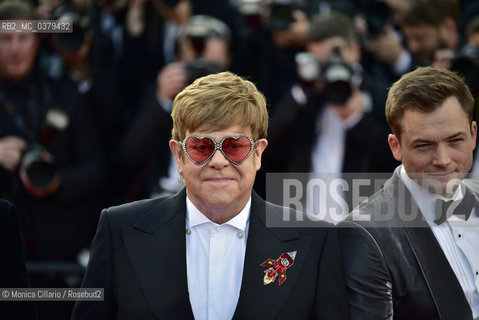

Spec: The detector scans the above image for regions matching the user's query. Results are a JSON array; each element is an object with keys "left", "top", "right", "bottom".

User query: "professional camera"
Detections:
[
  {"left": 237, "top": 0, "right": 263, "bottom": 28},
  {"left": 321, "top": 47, "right": 354, "bottom": 104},
  {"left": 450, "top": 44, "right": 479, "bottom": 99},
  {"left": 268, "top": 0, "right": 298, "bottom": 30},
  {"left": 296, "top": 47, "right": 353, "bottom": 104},
  {"left": 178, "top": 16, "right": 229, "bottom": 83},
  {"left": 52, "top": 1, "right": 92, "bottom": 52},
  {"left": 179, "top": 14, "right": 231, "bottom": 55},
  {"left": 185, "top": 58, "right": 223, "bottom": 84},
  {"left": 238, "top": 0, "right": 306, "bottom": 30},
  {"left": 21, "top": 144, "right": 57, "bottom": 189},
  {"left": 360, "top": 1, "right": 390, "bottom": 37},
  {"left": 20, "top": 109, "right": 69, "bottom": 188}
]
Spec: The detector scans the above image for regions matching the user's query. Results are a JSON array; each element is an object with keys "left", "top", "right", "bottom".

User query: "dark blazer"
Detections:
[
  {"left": 337, "top": 167, "right": 475, "bottom": 319},
  {"left": 72, "top": 188, "right": 350, "bottom": 319},
  {"left": 0, "top": 199, "right": 37, "bottom": 319}
]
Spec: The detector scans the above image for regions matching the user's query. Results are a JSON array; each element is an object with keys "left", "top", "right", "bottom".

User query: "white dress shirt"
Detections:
[
  {"left": 399, "top": 166, "right": 479, "bottom": 318},
  {"left": 185, "top": 196, "right": 250, "bottom": 320},
  {"left": 307, "top": 105, "right": 364, "bottom": 223}
]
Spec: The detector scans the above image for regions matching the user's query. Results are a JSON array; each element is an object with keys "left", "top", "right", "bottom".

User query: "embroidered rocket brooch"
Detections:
[{"left": 260, "top": 251, "right": 297, "bottom": 286}]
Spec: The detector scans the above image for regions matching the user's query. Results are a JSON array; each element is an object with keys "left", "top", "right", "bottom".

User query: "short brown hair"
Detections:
[
  {"left": 0, "top": 0, "right": 35, "bottom": 20},
  {"left": 386, "top": 66, "right": 474, "bottom": 140},
  {"left": 307, "top": 11, "right": 357, "bottom": 45},
  {"left": 401, "top": 0, "right": 460, "bottom": 26},
  {"left": 171, "top": 71, "right": 268, "bottom": 141}
]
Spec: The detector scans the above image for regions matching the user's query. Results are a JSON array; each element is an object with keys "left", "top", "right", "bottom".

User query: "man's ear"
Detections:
[
  {"left": 169, "top": 139, "right": 184, "bottom": 172},
  {"left": 471, "top": 121, "right": 477, "bottom": 151},
  {"left": 253, "top": 139, "right": 268, "bottom": 171},
  {"left": 388, "top": 134, "right": 402, "bottom": 161}
]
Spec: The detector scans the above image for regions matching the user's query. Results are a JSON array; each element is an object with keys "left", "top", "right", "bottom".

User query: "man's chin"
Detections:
[
  {"left": 420, "top": 176, "right": 462, "bottom": 197},
  {"left": 5, "top": 69, "right": 29, "bottom": 82}
]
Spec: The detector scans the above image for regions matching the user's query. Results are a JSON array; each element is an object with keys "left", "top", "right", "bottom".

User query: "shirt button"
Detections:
[
  {"left": 185, "top": 228, "right": 191, "bottom": 235},
  {"left": 216, "top": 226, "right": 221, "bottom": 232},
  {"left": 237, "top": 232, "right": 244, "bottom": 239}
]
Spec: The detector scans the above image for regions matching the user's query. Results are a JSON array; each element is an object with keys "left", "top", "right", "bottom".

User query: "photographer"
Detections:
[
  {"left": 0, "top": 1, "right": 106, "bottom": 262},
  {"left": 354, "top": 0, "right": 413, "bottom": 83},
  {"left": 46, "top": 0, "right": 130, "bottom": 206},
  {"left": 260, "top": 11, "right": 399, "bottom": 222},
  {"left": 400, "top": 0, "right": 462, "bottom": 68},
  {"left": 120, "top": 14, "right": 232, "bottom": 201},
  {"left": 123, "top": 0, "right": 191, "bottom": 109}
]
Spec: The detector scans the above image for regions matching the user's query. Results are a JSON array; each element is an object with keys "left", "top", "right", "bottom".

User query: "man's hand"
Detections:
[
  {"left": 271, "top": 10, "right": 309, "bottom": 48},
  {"left": 432, "top": 48, "right": 454, "bottom": 70},
  {"left": 331, "top": 89, "right": 364, "bottom": 120},
  {"left": 0, "top": 136, "right": 27, "bottom": 171},
  {"left": 156, "top": 62, "right": 189, "bottom": 101}
]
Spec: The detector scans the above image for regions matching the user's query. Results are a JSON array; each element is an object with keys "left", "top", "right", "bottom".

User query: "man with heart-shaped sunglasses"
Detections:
[{"left": 73, "top": 71, "right": 349, "bottom": 319}]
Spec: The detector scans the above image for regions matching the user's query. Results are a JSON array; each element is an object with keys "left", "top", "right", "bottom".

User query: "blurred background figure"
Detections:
[
  {"left": 120, "top": 14, "right": 232, "bottom": 201},
  {"left": 123, "top": 0, "right": 191, "bottom": 109},
  {"left": 43, "top": 0, "right": 129, "bottom": 208},
  {"left": 259, "top": 11, "right": 399, "bottom": 222},
  {"left": 0, "top": 0, "right": 106, "bottom": 317},
  {"left": 400, "top": 0, "right": 462, "bottom": 68},
  {"left": 353, "top": 0, "right": 413, "bottom": 84}
]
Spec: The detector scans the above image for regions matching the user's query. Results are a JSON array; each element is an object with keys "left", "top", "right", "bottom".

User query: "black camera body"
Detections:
[
  {"left": 21, "top": 144, "right": 56, "bottom": 189},
  {"left": 321, "top": 47, "right": 354, "bottom": 105},
  {"left": 20, "top": 109, "right": 69, "bottom": 188},
  {"left": 53, "top": 2, "right": 92, "bottom": 52},
  {"left": 296, "top": 47, "right": 354, "bottom": 104},
  {"left": 361, "top": 1, "right": 390, "bottom": 37},
  {"left": 237, "top": 0, "right": 305, "bottom": 30},
  {"left": 268, "top": 1, "right": 298, "bottom": 31}
]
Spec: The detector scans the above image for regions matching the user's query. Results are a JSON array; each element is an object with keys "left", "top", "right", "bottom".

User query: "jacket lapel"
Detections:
[
  {"left": 120, "top": 189, "right": 194, "bottom": 319},
  {"left": 233, "top": 192, "right": 313, "bottom": 319},
  {"left": 386, "top": 172, "right": 473, "bottom": 320},
  {"left": 403, "top": 226, "right": 473, "bottom": 320}
]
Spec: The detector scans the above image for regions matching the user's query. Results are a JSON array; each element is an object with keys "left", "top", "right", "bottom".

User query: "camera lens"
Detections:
[{"left": 21, "top": 146, "right": 56, "bottom": 188}]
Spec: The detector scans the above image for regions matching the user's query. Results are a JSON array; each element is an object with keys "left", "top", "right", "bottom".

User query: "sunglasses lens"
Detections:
[
  {"left": 185, "top": 137, "right": 215, "bottom": 163},
  {"left": 222, "top": 137, "right": 252, "bottom": 163}
]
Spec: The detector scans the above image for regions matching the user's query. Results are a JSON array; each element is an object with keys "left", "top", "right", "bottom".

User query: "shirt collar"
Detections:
[
  {"left": 399, "top": 165, "right": 464, "bottom": 223},
  {"left": 186, "top": 196, "right": 251, "bottom": 232}
]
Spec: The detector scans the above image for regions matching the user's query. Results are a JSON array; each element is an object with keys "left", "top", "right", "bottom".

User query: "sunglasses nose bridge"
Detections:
[{"left": 208, "top": 141, "right": 230, "bottom": 164}]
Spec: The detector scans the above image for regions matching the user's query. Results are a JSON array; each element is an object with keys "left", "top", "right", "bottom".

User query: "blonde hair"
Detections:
[{"left": 171, "top": 71, "right": 268, "bottom": 141}]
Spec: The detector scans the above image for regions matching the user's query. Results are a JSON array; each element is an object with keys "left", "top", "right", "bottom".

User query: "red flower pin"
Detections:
[{"left": 260, "top": 251, "right": 297, "bottom": 286}]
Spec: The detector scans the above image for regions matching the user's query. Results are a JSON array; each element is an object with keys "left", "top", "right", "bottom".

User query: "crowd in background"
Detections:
[{"left": 1, "top": 0, "right": 479, "bottom": 317}]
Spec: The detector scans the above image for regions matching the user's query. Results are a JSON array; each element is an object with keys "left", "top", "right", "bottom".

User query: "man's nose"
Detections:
[
  {"left": 9, "top": 36, "right": 21, "bottom": 53},
  {"left": 208, "top": 148, "right": 230, "bottom": 168},
  {"left": 407, "top": 39, "right": 419, "bottom": 54},
  {"left": 432, "top": 144, "right": 452, "bottom": 167}
]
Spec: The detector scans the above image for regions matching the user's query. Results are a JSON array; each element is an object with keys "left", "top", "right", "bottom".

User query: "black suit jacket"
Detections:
[
  {"left": 0, "top": 199, "right": 37, "bottom": 319},
  {"left": 72, "top": 189, "right": 350, "bottom": 319},
  {"left": 337, "top": 167, "right": 475, "bottom": 319}
]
